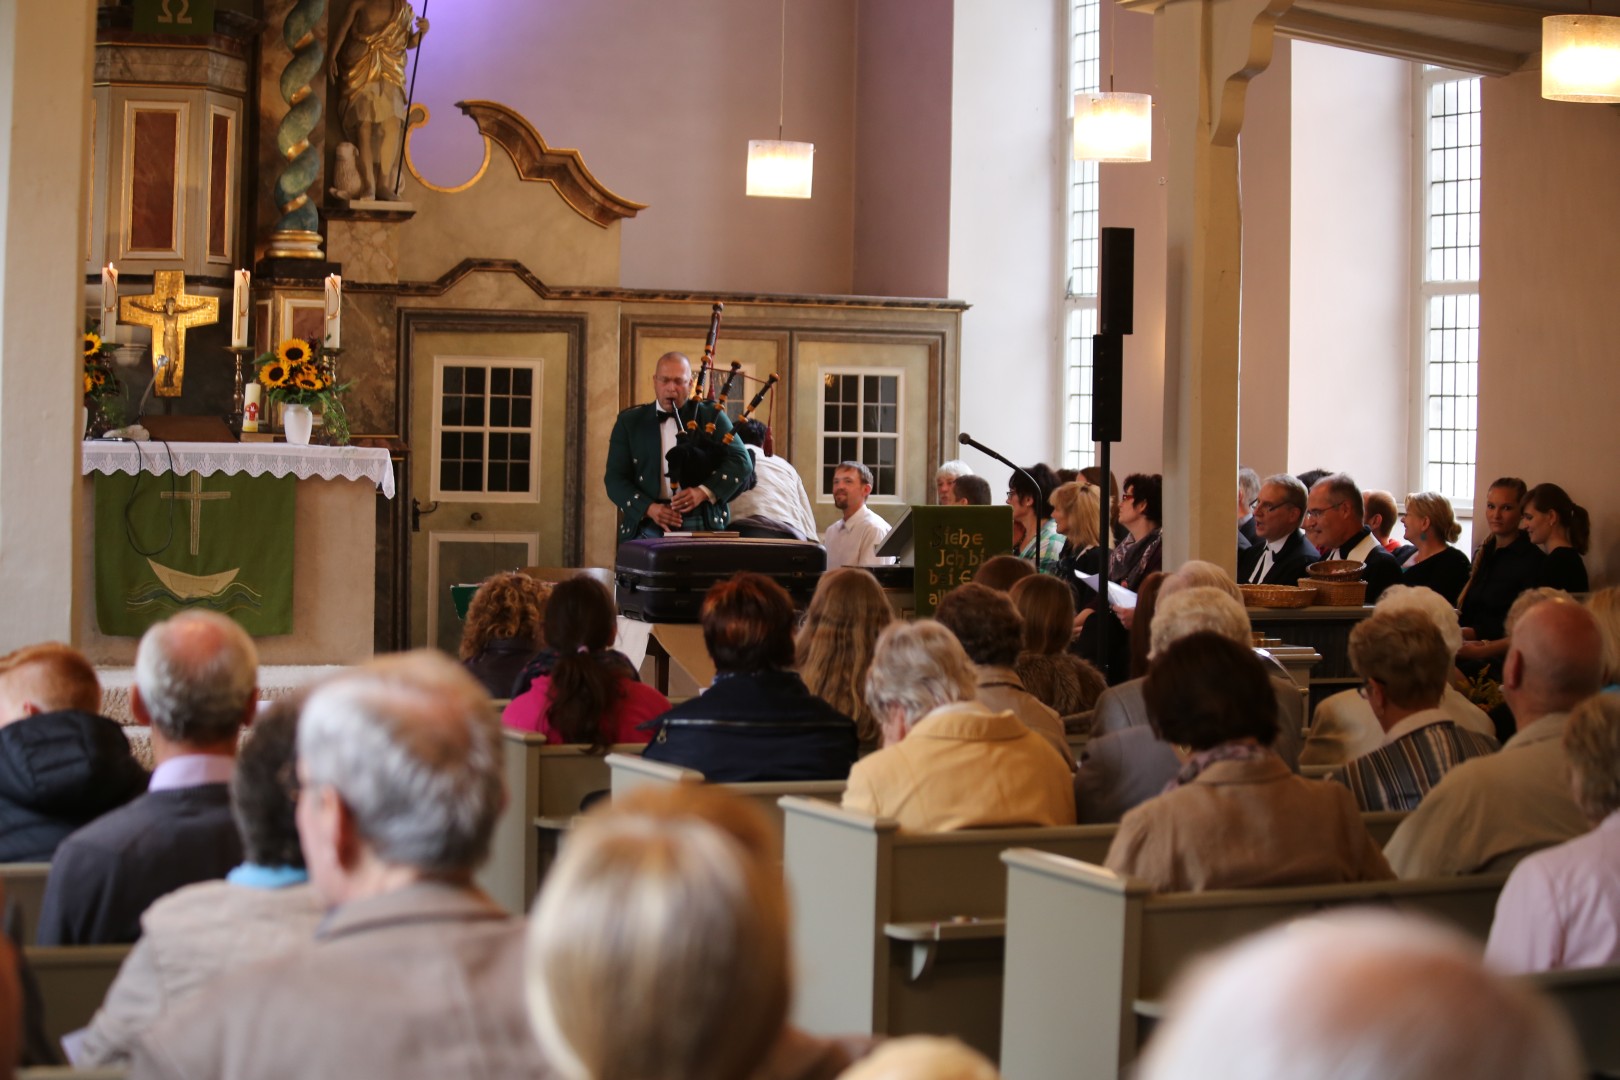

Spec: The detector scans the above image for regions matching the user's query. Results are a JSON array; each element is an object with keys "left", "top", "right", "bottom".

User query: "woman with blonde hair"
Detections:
[
  {"left": 1008, "top": 574, "right": 1105, "bottom": 717},
  {"left": 526, "top": 809, "right": 790, "bottom": 1080},
  {"left": 796, "top": 568, "right": 893, "bottom": 751},
  {"left": 458, "top": 570, "right": 550, "bottom": 697},
  {"left": 1586, "top": 587, "right": 1620, "bottom": 691},
  {"left": 1399, "top": 491, "right": 1471, "bottom": 604},
  {"left": 1051, "top": 480, "right": 1129, "bottom": 684}
]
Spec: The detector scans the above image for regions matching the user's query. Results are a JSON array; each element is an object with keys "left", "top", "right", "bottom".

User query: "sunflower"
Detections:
[
  {"left": 259, "top": 362, "right": 291, "bottom": 389},
  {"left": 90, "top": 368, "right": 107, "bottom": 388},
  {"left": 276, "top": 338, "right": 313, "bottom": 367},
  {"left": 83, "top": 373, "right": 93, "bottom": 394},
  {"left": 294, "top": 366, "right": 324, "bottom": 392},
  {"left": 83, "top": 332, "right": 102, "bottom": 358}
]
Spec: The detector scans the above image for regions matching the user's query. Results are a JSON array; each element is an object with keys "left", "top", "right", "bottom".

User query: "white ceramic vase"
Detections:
[{"left": 283, "top": 403, "right": 313, "bottom": 446}]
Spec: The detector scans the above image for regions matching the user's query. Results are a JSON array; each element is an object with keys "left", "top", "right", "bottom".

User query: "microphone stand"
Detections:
[{"left": 957, "top": 433, "right": 1044, "bottom": 570}]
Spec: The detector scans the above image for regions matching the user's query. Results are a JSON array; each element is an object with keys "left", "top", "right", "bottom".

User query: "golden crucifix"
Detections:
[{"left": 119, "top": 270, "right": 219, "bottom": 398}]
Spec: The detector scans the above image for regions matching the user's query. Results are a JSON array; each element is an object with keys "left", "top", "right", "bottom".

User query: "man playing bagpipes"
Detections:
[{"left": 604, "top": 308, "right": 753, "bottom": 541}]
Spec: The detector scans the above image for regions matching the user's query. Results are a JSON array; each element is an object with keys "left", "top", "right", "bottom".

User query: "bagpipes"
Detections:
[{"left": 666, "top": 303, "right": 781, "bottom": 493}]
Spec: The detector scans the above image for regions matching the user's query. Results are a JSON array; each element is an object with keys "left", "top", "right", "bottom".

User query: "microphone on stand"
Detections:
[
  {"left": 957, "top": 432, "right": 1045, "bottom": 569},
  {"left": 135, "top": 355, "right": 169, "bottom": 421}
]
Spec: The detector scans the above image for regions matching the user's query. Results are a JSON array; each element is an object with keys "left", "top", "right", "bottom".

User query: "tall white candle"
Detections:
[
  {"left": 323, "top": 274, "right": 342, "bottom": 349},
  {"left": 101, "top": 264, "right": 117, "bottom": 323},
  {"left": 231, "top": 269, "right": 251, "bottom": 348}
]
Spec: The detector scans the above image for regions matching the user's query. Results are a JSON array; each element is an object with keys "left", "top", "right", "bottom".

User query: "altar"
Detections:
[{"left": 76, "top": 441, "right": 394, "bottom": 665}]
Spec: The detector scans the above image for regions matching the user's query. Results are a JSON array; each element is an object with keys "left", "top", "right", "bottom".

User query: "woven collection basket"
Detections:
[
  {"left": 1239, "top": 583, "right": 1318, "bottom": 609},
  {"left": 1298, "top": 577, "right": 1368, "bottom": 606},
  {"left": 1306, "top": 559, "right": 1367, "bottom": 581}
]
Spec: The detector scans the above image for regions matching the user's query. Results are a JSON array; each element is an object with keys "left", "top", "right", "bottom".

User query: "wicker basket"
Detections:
[
  {"left": 1298, "top": 576, "right": 1367, "bottom": 606},
  {"left": 1240, "top": 584, "right": 1318, "bottom": 609},
  {"left": 1307, "top": 559, "right": 1367, "bottom": 581}
]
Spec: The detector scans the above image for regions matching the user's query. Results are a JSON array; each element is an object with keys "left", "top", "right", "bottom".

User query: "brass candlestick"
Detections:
[
  {"left": 227, "top": 345, "right": 254, "bottom": 435},
  {"left": 319, "top": 344, "right": 342, "bottom": 387}
]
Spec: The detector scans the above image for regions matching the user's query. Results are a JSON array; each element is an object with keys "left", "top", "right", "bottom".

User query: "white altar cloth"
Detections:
[{"left": 81, "top": 440, "right": 395, "bottom": 498}]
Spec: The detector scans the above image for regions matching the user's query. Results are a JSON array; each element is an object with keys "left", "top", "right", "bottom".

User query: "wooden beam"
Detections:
[{"left": 1277, "top": 8, "right": 1527, "bottom": 75}]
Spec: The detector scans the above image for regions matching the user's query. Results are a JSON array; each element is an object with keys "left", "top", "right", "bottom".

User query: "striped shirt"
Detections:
[{"left": 1336, "top": 710, "right": 1500, "bottom": 812}]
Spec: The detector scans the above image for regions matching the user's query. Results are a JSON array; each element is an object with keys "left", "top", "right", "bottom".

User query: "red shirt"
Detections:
[{"left": 500, "top": 674, "right": 668, "bottom": 746}]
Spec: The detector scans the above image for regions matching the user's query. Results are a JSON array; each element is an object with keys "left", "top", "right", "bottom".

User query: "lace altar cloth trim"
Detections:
[{"left": 81, "top": 441, "right": 395, "bottom": 498}]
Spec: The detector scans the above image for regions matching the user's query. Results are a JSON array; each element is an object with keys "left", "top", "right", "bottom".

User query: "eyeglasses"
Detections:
[
  {"left": 1255, "top": 500, "right": 1288, "bottom": 514},
  {"left": 1303, "top": 501, "right": 1347, "bottom": 521}
]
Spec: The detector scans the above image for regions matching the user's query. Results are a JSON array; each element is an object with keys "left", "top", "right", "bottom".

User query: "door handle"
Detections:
[{"left": 411, "top": 498, "right": 439, "bottom": 533}]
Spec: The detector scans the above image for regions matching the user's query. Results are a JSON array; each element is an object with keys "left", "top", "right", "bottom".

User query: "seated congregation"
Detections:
[{"left": 0, "top": 464, "right": 1614, "bottom": 1077}]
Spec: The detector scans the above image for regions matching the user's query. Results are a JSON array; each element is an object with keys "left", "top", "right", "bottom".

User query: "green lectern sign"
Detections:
[
  {"left": 134, "top": 0, "right": 216, "bottom": 36},
  {"left": 912, "top": 505, "right": 1015, "bottom": 616}
]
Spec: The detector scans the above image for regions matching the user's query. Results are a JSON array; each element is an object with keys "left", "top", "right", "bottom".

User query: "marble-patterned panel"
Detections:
[
  {"left": 129, "top": 109, "right": 179, "bottom": 252},
  {"left": 342, "top": 292, "right": 400, "bottom": 437},
  {"left": 96, "top": 46, "right": 250, "bottom": 96},
  {"left": 328, "top": 219, "right": 399, "bottom": 283}
]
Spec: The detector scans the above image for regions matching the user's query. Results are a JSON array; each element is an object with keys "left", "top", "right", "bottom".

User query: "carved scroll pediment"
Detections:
[{"left": 401, "top": 99, "right": 646, "bottom": 228}]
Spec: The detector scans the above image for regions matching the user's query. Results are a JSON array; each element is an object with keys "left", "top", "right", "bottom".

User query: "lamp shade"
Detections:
[
  {"left": 1543, "top": 14, "right": 1620, "bottom": 102},
  {"left": 1073, "top": 92, "right": 1153, "bottom": 163},
  {"left": 746, "top": 140, "right": 815, "bottom": 198}
]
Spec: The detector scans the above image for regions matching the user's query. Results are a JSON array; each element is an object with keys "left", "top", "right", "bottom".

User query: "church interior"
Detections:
[{"left": 1, "top": 0, "right": 1620, "bottom": 1074}]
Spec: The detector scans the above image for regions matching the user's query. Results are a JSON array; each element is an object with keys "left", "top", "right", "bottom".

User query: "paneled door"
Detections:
[{"left": 407, "top": 320, "right": 582, "bottom": 654}]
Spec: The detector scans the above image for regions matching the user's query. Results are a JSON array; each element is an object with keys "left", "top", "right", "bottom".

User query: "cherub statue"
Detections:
[{"left": 328, "top": 0, "right": 429, "bottom": 202}]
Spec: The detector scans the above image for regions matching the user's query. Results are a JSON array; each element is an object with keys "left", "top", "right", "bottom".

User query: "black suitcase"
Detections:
[{"left": 615, "top": 536, "right": 827, "bottom": 623}]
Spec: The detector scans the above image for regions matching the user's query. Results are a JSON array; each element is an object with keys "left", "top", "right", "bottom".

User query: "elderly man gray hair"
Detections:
[
  {"left": 131, "top": 651, "right": 549, "bottom": 1080},
  {"left": 37, "top": 610, "right": 258, "bottom": 945},
  {"left": 1137, "top": 910, "right": 1580, "bottom": 1080}
]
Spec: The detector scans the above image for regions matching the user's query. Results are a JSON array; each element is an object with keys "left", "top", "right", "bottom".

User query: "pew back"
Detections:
[
  {"left": 479, "top": 733, "right": 644, "bottom": 913},
  {"left": 1530, "top": 964, "right": 1620, "bottom": 1077},
  {"left": 25, "top": 945, "right": 131, "bottom": 1050},
  {"left": 998, "top": 849, "right": 1508, "bottom": 1080},
  {"left": 606, "top": 753, "right": 845, "bottom": 834},
  {"left": 784, "top": 797, "right": 1119, "bottom": 1062},
  {"left": 1, "top": 863, "right": 51, "bottom": 943}
]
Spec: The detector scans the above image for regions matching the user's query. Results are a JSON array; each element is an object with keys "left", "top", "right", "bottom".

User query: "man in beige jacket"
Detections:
[{"left": 131, "top": 653, "right": 545, "bottom": 1080}]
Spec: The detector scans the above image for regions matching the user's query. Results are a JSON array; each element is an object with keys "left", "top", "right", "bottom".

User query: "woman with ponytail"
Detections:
[
  {"left": 501, "top": 577, "right": 668, "bottom": 750},
  {"left": 1524, "top": 483, "right": 1590, "bottom": 594}
]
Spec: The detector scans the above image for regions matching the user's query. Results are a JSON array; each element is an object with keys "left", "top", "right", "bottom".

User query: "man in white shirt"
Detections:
[
  {"left": 726, "top": 420, "right": 818, "bottom": 539},
  {"left": 821, "top": 461, "right": 895, "bottom": 567}
]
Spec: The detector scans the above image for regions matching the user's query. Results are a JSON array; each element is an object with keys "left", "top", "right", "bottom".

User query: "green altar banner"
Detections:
[
  {"left": 911, "top": 505, "right": 1015, "bottom": 616},
  {"left": 95, "top": 471, "right": 294, "bottom": 637},
  {"left": 133, "top": 0, "right": 216, "bottom": 36}
]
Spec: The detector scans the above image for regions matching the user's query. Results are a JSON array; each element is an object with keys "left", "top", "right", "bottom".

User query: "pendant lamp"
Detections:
[
  {"left": 1542, "top": 14, "right": 1620, "bottom": 103},
  {"left": 1074, "top": 2, "right": 1152, "bottom": 163},
  {"left": 747, "top": 0, "right": 814, "bottom": 197}
]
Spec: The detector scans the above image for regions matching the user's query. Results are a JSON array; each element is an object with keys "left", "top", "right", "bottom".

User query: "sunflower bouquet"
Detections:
[
  {"left": 256, "top": 338, "right": 352, "bottom": 444},
  {"left": 82, "top": 325, "right": 123, "bottom": 437}
]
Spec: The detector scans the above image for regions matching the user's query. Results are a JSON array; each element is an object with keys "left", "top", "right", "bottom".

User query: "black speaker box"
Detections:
[
  {"left": 1099, "top": 227, "right": 1134, "bottom": 337},
  {"left": 1092, "top": 333, "right": 1123, "bottom": 443}
]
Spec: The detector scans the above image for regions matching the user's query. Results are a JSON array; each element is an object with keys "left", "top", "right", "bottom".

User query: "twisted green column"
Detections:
[{"left": 268, "top": 0, "right": 326, "bottom": 257}]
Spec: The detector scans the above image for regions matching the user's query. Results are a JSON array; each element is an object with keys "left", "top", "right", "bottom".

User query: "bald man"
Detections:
[{"left": 1384, "top": 599, "right": 1604, "bottom": 878}]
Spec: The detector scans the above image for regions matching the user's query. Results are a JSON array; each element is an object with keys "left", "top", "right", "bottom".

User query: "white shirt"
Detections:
[
  {"left": 821, "top": 504, "right": 896, "bottom": 567},
  {"left": 1487, "top": 811, "right": 1620, "bottom": 973},
  {"left": 1247, "top": 535, "right": 1288, "bottom": 583},
  {"left": 728, "top": 445, "right": 818, "bottom": 539}
]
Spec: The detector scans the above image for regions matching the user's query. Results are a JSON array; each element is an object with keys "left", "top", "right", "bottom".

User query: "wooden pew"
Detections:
[
  {"left": 478, "top": 731, "right": 646, "bottom": 913},
  {"left": 1529, "top": 964, "right": 1620, "bottom": 1078},
  {"left": 783, "top": 796, "right": 1120, "bottom": 1062},
  {"left": 996, "top": 850, "right": 1508, "bottom": 1080},
  {"left": 25, "top": 946, "right": 131, "bottom": 1051},
  {"left": 606, "top": 753, "right": 845, "bottom": 835},
  {"left": 1, "top": 863, "right": 51, "bottom": 943}
]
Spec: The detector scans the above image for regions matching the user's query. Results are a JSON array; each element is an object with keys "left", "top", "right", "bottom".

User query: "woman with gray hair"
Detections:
[
  {"left": 841, "top": 621, "right": 1074, "bottom": 831},
  {"left": 1302, "top": 585, "right": 1499, "bottom": 767}
]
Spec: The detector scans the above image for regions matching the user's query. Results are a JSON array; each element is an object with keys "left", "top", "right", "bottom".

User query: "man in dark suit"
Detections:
[
  {"left": 1304, "top": 473, "right": 1404, "bottom": 604},
  {"left": 1239, "top": 473, "right": 1321, "bottom": 586},
  {"left": 604, "top": 351, "right": 753, "bottom": 542},
  {"left": 36, "top": 611, "right": 253, "bottom": 945}
]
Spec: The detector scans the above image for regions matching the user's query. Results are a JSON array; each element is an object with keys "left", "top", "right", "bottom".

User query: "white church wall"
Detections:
[
  {"left": 1286, "top": 42, "right": 1412, "bottom": 492},
  {"left": 1479, "top": 68, "right": 1620, "bottom": 588},
  {"left": 946, "top": 0, "right": 1064, "bottom": 473},
  {"left": 0, "top": 0, "right": 94, "bottom": 651}
]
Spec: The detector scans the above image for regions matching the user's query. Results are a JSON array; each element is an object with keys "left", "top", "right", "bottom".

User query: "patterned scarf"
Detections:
[{"left": 1163, "top": 738, "right": 1271, "bottom": 792}]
